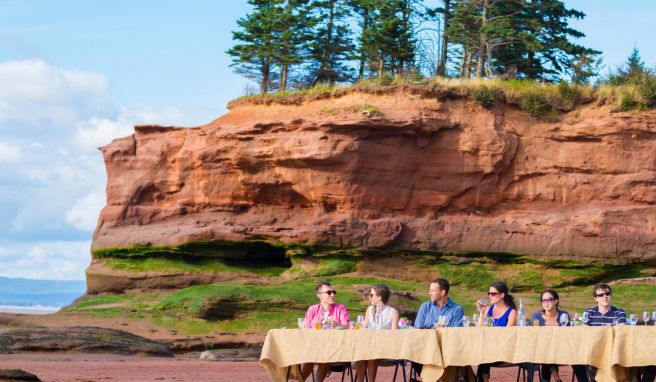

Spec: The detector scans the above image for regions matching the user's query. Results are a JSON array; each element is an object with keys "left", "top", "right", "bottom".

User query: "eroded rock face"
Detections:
[{"left": 92, "top": 92, "right": 656, "bottom": 263}]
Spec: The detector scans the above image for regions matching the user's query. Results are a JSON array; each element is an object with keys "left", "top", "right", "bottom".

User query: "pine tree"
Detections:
[
  {"left": 348, "top": 0, "right": 380, "bottom": 80},
  {"left": 227, "top": 0, "right": 283, "bottom": 94},
  {"left": 273, "top": 0, "right": 316, "bottom": 91},
  {"left": 366, "top": 0, "right": 417, "bottom": 77},
  {"left": 306, "top": 0, "right": 355, "bottom": 84}
]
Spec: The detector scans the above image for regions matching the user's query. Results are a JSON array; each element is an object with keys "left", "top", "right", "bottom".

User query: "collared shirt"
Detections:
[
  {"left": 585, "top": 305, "right": 626, "bottom": 326},
  {"left": 304, "top": 303, "right": 350, "bottom": 329},
  {"left": 414, "top": 298, "right": 465, "bottom": 328}
]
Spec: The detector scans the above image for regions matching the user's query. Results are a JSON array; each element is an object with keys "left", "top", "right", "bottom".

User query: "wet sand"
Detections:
[{"left": 0, "top": 352, "right": 573, "bottom": 382}]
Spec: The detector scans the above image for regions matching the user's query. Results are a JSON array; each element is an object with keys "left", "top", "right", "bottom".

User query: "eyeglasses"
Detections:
[
  {"left": 595, "top": 292, "right": 611, "bottom": 298},
  {"left": 487, "top": 292, "right": 500, "bottom": 296},
  {"left": 320, "top": 290, "right": 337, "bottom": 296},
  {"left": 541, "top": 298, "right": 555, "bottom": 303}
]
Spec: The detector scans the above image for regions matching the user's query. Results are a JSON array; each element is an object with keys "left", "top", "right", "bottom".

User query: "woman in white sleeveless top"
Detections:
[{"left": 355, "top": 284, "right": 400, "bottom": 382}]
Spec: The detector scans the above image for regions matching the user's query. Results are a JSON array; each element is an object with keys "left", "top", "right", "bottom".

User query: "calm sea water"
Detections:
[{"left": 0, "top": 276, "right": 86, "bottom": 314}]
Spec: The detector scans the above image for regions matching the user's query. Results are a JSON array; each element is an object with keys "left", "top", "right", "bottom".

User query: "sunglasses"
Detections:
[
  {"left": 487, "top": 292, "right": 500, "bottom": 296},
  {"left": 595, "top": 292, "right": 611, "bottom": 298},
  {"left": 541, "top": 298, "right": 555, "bottom": 303},
  {"left": 321, "top": 290, "right": 337, "bottom": 296}
]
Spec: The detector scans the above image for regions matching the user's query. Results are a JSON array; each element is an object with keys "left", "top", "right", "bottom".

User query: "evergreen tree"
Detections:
[
  {"left": 348, "top": 0, "right": 380, "bottom": 80},
  {"left": 306, "top": 0, "right": 355, "bottom": 84},
  {"left": 227, "top": 0, "right": 283, "bottom": 94},
  {"left": 367, "top": 0, "right": 418, "bottom": 76},
  {"left": 273, "top": 0, "right": 316, "bottom": 91}
]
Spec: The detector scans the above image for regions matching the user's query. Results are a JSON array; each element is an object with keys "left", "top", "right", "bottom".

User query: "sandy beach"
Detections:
[
  {"left": 0, "top": 352, "right": 573, "bottom": 382},
  {"left": 0, "top": 305, "right": 60, "bottom": 315}
]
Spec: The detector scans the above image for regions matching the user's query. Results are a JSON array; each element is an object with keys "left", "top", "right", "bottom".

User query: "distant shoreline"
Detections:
[{"left": 0, "top": 305, "right": 60, "bottom": 315}]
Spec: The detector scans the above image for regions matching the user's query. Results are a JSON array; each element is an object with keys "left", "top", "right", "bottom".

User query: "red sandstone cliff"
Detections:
[{"left": 92, "top": 90, "right": 656, "bottom": 263}]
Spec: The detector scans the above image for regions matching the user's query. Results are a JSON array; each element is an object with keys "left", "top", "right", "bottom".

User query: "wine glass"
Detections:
[
  {"left": 298, "top": 317, "right": 305, "bottom": 329},
  {"left": 581, "top": 311, "right": 589, "bottom": 325},
  {"left": 559, "top": 312, "right": 569, "bottom": 326},
  {"left": 643, "top": 311, "right": 650, "bottom": 326},
  {"left": 462, "top": 316, "right": 471, "bottom": 327},
  {"left": 629, "top": 314, "right": 638, "bottom": 326},
  {"left": 652, "top": 311, "right": 656, "bottom": 326},
  {"left": 472, "top": 313, "right": 479, "bottom": 325}
]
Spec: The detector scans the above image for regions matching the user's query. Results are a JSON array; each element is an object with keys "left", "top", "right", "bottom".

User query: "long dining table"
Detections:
[{"left": 260, "top": 326, "right": 656, "bottom": 382}]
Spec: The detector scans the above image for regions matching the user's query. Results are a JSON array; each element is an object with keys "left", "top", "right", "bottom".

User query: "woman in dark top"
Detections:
[
  {"left": 475, "top": 281, "right": 517, "bottom": 382},
  {"left": 531, "top": 289, "right": 570, "bottom": 382}
]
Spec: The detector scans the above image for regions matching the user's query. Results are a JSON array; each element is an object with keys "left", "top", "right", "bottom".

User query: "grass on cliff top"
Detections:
[{"left": 228, "top": 76, "right": 655, "bottom": 118}]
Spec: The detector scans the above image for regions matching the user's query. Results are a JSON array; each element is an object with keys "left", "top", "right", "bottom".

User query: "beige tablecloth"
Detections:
[
  {"left": 260, "top": 329, "right": 443, "bottom": 382},
  {"left": 612, "top": 325, "right": 656, "bottom": 367},
  {"left": 437, "top": 326, "right": 624, "bottom": 382}
]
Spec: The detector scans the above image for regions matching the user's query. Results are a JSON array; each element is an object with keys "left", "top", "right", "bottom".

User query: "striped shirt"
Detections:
[
  {"left": 414, "top": 298, "right": 464, "bottom": 328},
  {"left": 584, "top": 305, "right": 626, "bottom": 326}
]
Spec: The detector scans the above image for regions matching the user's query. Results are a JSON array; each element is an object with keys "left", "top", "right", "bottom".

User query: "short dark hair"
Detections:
[
  {"left": 592, "top": 283, "right": 612, "bottom": 297},
  {"left": 315, "top": 281, "right": 332, "bottom": 293},
  {"left": 372, "top": 283, "right": 391, "bottom": 304},
  {"left": 431, "top": 278, "right": 450, "bottom": 295}
]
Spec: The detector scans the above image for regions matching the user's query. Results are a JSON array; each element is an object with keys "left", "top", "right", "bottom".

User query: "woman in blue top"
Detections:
[
  {"left": 475, "top": 281, "right": 517, "bottom": 382},
  {"left": 531, "top": 289, "right": 570, "bottom": 382}
]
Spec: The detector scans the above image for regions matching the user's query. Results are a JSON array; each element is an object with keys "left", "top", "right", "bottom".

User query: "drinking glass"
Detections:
[
  {"left": 612, "top": 318, "right": 619, "bottom": 326},
  {"left": 533, "top": 319, "right": 540, "bottom": 327},
  {"left": 559, "top": 312, "right": 569, "bottom": 326},
  {"left": 643, "top": 311, "right": 650, "bottom": 326},
  {"left": 629, "top": 314, "right": 638, "bottom": 326},
  {"left": 356, "top": 315, "right": 364, "bottom": 328},
  {"left": 472, "top": 313, "right": 479, "bottom": 325},
  {"left": 652, "top": 311, "right": 656, "bottom": 326},
  {"left": 314, "top": 321, "right": 322, "bottom": 330},
  {"left": 581, "top": 311, "right": 589, "bottom": 325},
  {"left": 439, "top": 315, "right": 448, "bottom": 327},
  {"left": 462, "top": 316, "right": 471, "bottom": 327},
  {"left": 298, "top": 318, "right": 305, "bottom": 329}
]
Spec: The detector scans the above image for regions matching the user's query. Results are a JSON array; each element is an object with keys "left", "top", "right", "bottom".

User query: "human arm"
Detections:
[
  {"left": 304, "top": 305, "right": 315, "bottom": 329},
  {"left": 450, "top": 305, "right": 464, "bottom": 328},
  {"left": 337, "top": 305, "right": 351, "bottom": 328},
  {"left": 507, "top": 309, "right": 518, "bottom": 326},
  {"left": 477, "top": 306, "right": 490, "bottom": 327},
  {"left": 391, "top": 307, "right": 400, "bottom": 329},
  {"left": 616, "top": 309, "right": 627, "bottom": 325},
  {"left": 363, "top": 306, "right": 372, "bottom": 329},
  {"left": 414, "top": 303, "right": 427, "bottom": 329}
]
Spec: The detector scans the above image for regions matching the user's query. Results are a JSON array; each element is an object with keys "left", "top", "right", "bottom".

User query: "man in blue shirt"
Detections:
[
  {"left": 411, "top": 278, "right": 464, "bottom": 380},
  {"left": 573, "top": 283, "right": 627, "bottom": 382},
  {"left": 414, "top": 278, "right": 465, "bottom": 329}
]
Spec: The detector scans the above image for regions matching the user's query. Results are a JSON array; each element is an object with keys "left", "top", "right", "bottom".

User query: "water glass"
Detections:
[
  {"left": 472, "top": 314, "right": 479, "bottom": 325},
  {"left": 581, "top": 311, "right": 589, "bottom": 325},
  {"left": 612, "top": 318, "right": 619, "bottom": 326},
  {"left": 642, "top": 311, "right": 650, "bottom": 326},
  {"left": 652, "top": 311, "right": 656, "bottom": 325},
  {"left": 462, "top": 316, "right": 471, "bottom": 327},
  {"left": 357, "top": 315, "right": 364, "bottom": 327},
  {"left": 559, "top": 312, "right": 569, "bottom": 326},
  {"left": 629, "top": 314, "right": 638, "bottom": 326},
  {"left": 298, "top": 318, "right": 305, "bottom": 329},
  {"left": 533, "top": 319, "right": 540, "bottom": 326}
]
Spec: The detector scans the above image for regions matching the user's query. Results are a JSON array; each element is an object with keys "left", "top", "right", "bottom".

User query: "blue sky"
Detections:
[{"left": 0, "top": 1, "right": 653, "bottom": 280}]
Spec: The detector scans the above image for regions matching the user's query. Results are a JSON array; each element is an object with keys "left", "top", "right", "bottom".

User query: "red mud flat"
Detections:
[{"left": 0, "top": 353, "right": 573, "bottom": 382}]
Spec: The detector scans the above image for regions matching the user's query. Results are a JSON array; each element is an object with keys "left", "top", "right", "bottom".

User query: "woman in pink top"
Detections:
[{"left": 300, "top": 281, "right": 351, "bottom": 381}]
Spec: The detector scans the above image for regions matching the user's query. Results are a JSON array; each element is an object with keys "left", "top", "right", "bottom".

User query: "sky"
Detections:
[{"left": 0, "top": 1, "right": 654, "bottom": 281}]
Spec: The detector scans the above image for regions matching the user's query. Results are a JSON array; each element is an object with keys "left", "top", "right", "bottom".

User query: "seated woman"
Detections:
[
  {"left": 355, "top": 283, "right": 400, "bottom": 382},
  {"left": 531, "top": 289, "right": 570, "bottom": 382},
  {"left": 475, "top": 281, "right": 517, "bottom": 382}
]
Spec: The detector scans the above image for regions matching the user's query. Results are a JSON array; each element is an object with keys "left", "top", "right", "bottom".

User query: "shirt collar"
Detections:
[{"left": 432, "top": 297, "right": 452, "bottom": 309}]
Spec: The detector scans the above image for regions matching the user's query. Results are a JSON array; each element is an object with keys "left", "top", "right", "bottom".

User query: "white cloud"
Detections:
[
  {"left": 0, "top": 59, "right": 113, "bottom": 127},
  {"left": 66, "top": 191, "right": 105, "bottom": 231},
  {"left": 0, "top": 141, "right": 22, "bottom": 162},
  {"left": 0, "top": 240, "right": 90, "bottom": 280}
]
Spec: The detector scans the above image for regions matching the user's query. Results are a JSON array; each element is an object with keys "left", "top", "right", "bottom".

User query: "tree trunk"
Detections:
[
  {"left": 463, "top": 50, "right": 473, "bottom": 78},
  {"left": 527, "top": 51, "right": 535, "bottom": 79},
  {"left": 358, "top": 8, "right": 369, "bottom": 81},
  {"left": 279, "top": 63, "right": 288, "bottom": 92},
  {"left": 378, "top": 57, "right": 384, "bottom": 77},
  {"left": 475, "top": 0, "right": 489, "bottom": 78},
  {"left": 261, "top": 59, "right": 270, "bottom": 94},
  {"left": 317, "top": 0, "right": 335, "bottom": 84},
  {"left": 437, "top": 0, "right": 451, "bottom": 77}
]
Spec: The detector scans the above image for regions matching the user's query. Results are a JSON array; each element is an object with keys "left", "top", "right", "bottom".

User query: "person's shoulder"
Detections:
[
  {"left": 612, "top": 306, "right": 626, "bottom": 314},
  {"left": 584, "top": 306, "right": 596, "bottom": 314},
  {"left": 418, "top": 300, "right": 432, "bottom": 310},
  {"left": 306, "top": 303, "right": 320, "bottom": 313}
]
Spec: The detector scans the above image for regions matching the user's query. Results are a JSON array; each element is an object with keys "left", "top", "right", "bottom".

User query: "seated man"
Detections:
[
  {"left": 572, "top": 283, "right": 626, "bottom": 382},
  {"left": 301, "top": 281, "right": 350, "bottom": 382},
  {"left": 412, "top": 278, "right": 464, "bottom": 378}
]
